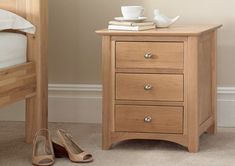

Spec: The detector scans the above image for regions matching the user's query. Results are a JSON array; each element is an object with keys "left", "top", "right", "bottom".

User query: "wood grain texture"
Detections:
[
  {"left": 116, "top": 42, "right": 184, "bottom": 69},
  {"left": 111, "top": 36, "right": 187, "bottom": 42},
  {"left": 186, "top": 36, "right": 199, "bottom": 152},
  {"left": 116, "top": 68, "right": 183, "bottom": 74},
  {"left": 115, "top": 105, "right": 183, "bottom": 134},
  {"left": 116, "top": 73, "right": 184, "bottom": 101},
  {"left": 198, "top": 33, "right": 213, "bottom": 125},
  {"left": 96, "top": 25, "right": 221, "bottom": 152},
  {"left": 0, "top": 0, "right": 48, "bottom": 143},
  {"left": 207, "top": 31, "right": 218, "bottom": 134},
  {"left": 115, "top": 100, "right": 184, "bottom": 106},
  {"left": 199, "top": 117, "right": 213, "bottom": 136},
  {"left": 183, "top": 40, "right": 188, "bottom": 135},
  {"left": 111, "top": 132, "right": 188, "bottom": 147},
  {"left": 101, "top": 36, "right": 113, "bottom": 150},
  {"left": 0, "top": 0, "right": 26, "bottom": 17},
  {"left": 0, "top": 63, "right": 36, "bottom": 107},
  {"left": 25, "top": 0, "right": 48, "bottom": 143}
]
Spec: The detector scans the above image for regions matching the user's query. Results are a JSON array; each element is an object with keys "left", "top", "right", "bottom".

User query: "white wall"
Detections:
[{"left": 48, "top": 0, "right": 235, "bottom": 86}]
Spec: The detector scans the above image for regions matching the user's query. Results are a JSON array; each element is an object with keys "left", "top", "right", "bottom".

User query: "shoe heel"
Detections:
[{"left": 52, "top": 141, "right": 68, "bottom": 158}]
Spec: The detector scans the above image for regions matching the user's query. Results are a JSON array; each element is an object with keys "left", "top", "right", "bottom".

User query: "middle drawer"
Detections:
[{"left": 116, "top": 73, "right": 184, "bottom": 101}]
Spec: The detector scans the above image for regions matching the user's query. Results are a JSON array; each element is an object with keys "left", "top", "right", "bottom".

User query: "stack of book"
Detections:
[{"left": 108, "top": 21, "right": 156, "bottom": 31}]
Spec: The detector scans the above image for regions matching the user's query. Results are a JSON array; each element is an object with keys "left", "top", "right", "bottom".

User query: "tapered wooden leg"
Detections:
[
  {"left": 187, "top": 36, "right": 200, "bottom": 153},
  {"left": 207, "top": 123, "right": 216, "bottom": 134},
  {"left": 25, "top": 0, "right": 48, "bottom": 143},
  {"left": 26, "top": 94, "right": 48, "bottom": 143},
  {"left": 25, "top": 98, "right": 36, "bottom": 143},
  {"left": 102, "top": 140, "right": 112, "bottom": 150},
  {"left": 102, "top": 118, "right": 112, "bottom": 150},
  {"left": 25, "top": 52, "right": 48, "bottom": 143},
  {"left": 207, "top": 32, "right": 217, "bottom": 135},
  {"left": 188, "top": 137, "right": 199, "bottom": 153},
  {"left": 102, "top": 36, "right": 114, "bottom": 150}
]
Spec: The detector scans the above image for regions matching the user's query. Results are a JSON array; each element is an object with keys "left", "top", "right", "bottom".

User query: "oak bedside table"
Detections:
[{"left": 96, "top": 25, "right": 222, "bottom": 152}]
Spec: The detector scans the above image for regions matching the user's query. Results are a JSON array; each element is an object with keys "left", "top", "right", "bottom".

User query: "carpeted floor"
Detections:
[{"left": 0, "top": 122, "right": 235, "bottom": 166}]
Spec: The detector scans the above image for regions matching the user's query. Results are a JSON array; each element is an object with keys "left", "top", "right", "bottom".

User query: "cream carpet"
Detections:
[{"left": 0, "top": 122, "right": 235, "bottom": 166}]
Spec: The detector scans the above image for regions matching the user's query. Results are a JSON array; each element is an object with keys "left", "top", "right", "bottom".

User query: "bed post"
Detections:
[{"left": 25, "top": 0, "right": 48, "bottom": 143}]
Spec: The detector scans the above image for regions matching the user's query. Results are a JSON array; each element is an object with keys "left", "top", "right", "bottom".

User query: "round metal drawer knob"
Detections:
[
  {"left": 144, "top": 84, "right": 153, "bottom": 90},
  {"left": 144, "top": 116, "right": 152, "bottom": 123},
  {"left": 144, "top": 53, "right": 153, "bottom": 59}
]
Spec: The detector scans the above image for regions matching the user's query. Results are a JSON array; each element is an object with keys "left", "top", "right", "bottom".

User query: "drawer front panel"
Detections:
[
  {"left": 116, "top": 42, "right": 184, "bottom": 69},
  {"left": 116, "top": 74, "right": 184, "bottom": 101},
  {"left": 115, "top": 105, "right": 183, "bottom": 133}
]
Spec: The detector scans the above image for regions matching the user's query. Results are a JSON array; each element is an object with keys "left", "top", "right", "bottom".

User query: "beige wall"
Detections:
[{"left": 48, "top": 0, "right": 235, "bottom": 86}]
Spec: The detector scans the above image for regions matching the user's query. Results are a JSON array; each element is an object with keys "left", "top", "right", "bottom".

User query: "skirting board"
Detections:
[
  {"left": 0, "top": 84, "right": 234, "bottom": 127},
  {"left": 0, "top": 84, "right": 102, "bottom": 124},
  {"left": 217, "top": 87, "right": 235, "bottom": 127}
]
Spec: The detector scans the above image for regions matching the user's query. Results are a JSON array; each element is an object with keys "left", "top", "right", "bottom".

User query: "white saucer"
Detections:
[{"left": 114, "top": 17, "right": 147, "bottom": 22}]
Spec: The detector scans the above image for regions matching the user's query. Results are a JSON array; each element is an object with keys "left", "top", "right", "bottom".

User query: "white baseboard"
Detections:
[
  {"left": 0, "top": 84, "right": 234, "bottom": 127},
  {"left": 48, "top": 84, "right": 102, "bottom": 123},
  {"left": 217, "top": 87, "right": 235, "bottom": 127},
  {"left": 0, "top": 84, "right": 102, "bottom": 124}
]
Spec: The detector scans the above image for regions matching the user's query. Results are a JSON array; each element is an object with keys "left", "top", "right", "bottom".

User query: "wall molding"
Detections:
[
  {"left": 48, "top": 84, "right": 102, "bottom": 123},
  {"left": 0, "top": 84, "right": 235, "bottom": 127},
  {"left": 217, "top": 87, "right": 235, "bottom": 127},
  {"left": 48, "top": 84, "right": 235, "bottom": 95},
  {"left": 217, "top": 87, "right": 235, "bottom": 102},
  {"left": 217, "top": 87, "right": 235, "bottom": 94}
]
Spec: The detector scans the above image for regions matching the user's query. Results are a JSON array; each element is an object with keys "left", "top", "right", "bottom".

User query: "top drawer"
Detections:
[{"left": 116, "top": 42, "right": 184, "bottom": 69}]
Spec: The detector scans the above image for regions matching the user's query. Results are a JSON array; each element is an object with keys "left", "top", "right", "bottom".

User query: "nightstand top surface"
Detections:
[{"left": 96, "top": 25, "right": 222, "bottom": 36}]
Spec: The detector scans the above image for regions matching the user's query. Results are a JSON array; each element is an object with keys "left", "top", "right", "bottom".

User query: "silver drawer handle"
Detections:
[
  {"left": 144, "top": 53, "right": 153, "bottom": 59},
  {"left": 144, "top": 84, "right": 153, "bottom": 90},
  {"left": 144, "top": 116, "right": 152, "bottom": 123}
]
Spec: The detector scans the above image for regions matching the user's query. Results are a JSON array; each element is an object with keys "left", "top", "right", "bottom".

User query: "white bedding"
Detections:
[
  {"left": 0, "top": 32, "right": 27, "bottom": 68},
  {"left": 0, "top": 9, "right": 36, "bottom": 34}
]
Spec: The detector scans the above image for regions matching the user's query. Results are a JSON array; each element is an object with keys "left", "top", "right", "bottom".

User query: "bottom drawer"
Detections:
[{"left": 115, "top": 105, "right": 183, "bottom": 134}]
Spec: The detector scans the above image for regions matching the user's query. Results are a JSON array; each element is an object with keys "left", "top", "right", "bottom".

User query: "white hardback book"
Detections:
[
  {"left": 109, "top": 21, "right": 155, "bottom": 26},
  {"left": 108, "top": 25, "right": 156, "bottom": 31}
]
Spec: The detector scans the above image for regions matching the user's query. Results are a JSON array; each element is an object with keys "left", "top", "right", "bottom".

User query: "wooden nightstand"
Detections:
[{"left": 96, "top": 25, "right": 222, "bottom": 152}]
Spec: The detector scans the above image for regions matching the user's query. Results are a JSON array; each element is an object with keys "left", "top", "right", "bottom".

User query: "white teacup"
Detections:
[{"left": 121, "top": 6, "right": 144, "bottom": 19}]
